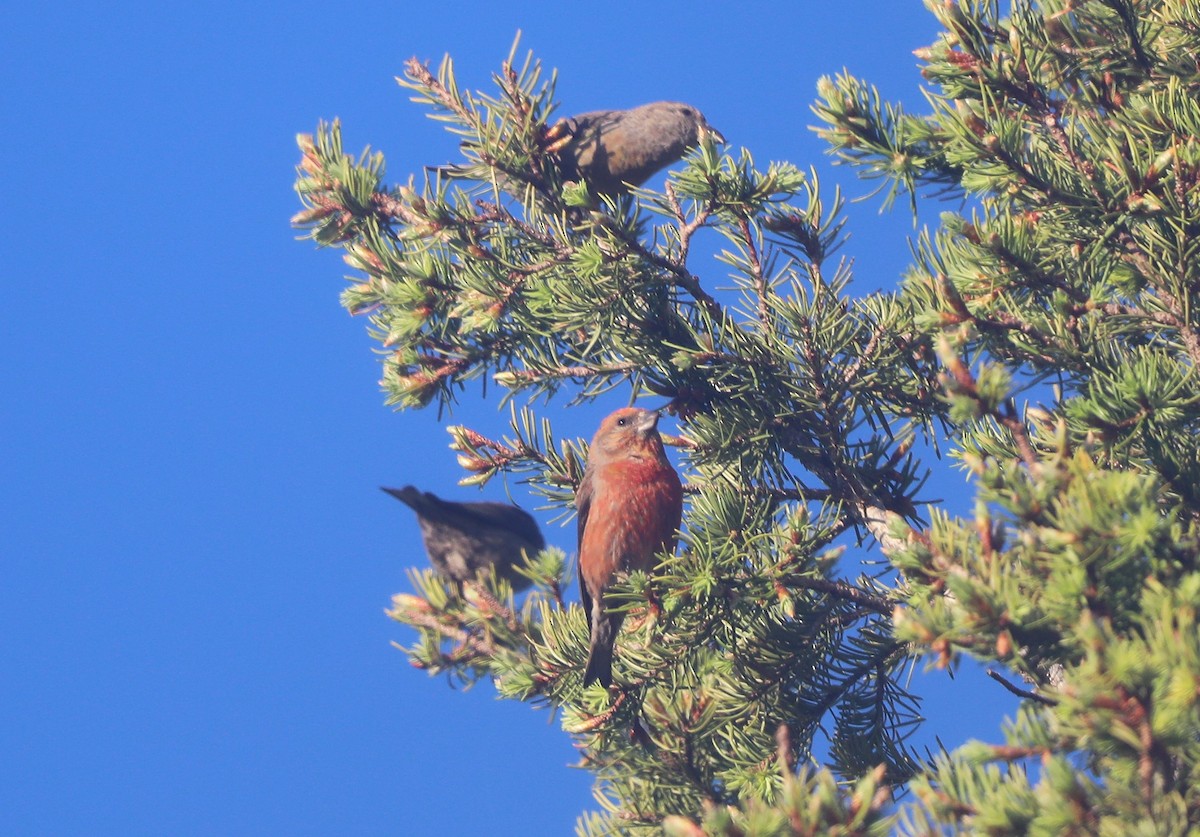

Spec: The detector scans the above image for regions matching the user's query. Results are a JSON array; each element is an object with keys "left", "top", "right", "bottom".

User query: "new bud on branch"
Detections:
[{"left": 576, "top": 408, "right": 683, "bottom": 688}]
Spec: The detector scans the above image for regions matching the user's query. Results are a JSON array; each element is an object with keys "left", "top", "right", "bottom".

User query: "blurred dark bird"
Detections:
[
  {"left": 546, "top": 101, "right": 724, "bottom": 196},
  {"left": 383, "top": 486, "right": 544, "bottom": 591},
  {"left": 576, "top": 408, "right": 683, "bottom": 687}
]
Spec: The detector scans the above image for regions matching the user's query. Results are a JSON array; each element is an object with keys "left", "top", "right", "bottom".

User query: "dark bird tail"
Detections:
[
  {"left": 583, "top": 614, "right": 619, "bottom": 688},
  {"left": 381, "top": 485, "right": 423, "bottom": 509}
]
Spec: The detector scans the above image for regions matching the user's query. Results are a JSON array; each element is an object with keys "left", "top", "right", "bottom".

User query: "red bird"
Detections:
[{"left": 577, "top": 407, "right": 683, "bottom": 687}]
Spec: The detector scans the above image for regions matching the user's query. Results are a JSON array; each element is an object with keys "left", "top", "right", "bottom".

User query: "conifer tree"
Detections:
[{"left": 293, "top": 1, "right": 1200, "bottom": 832}]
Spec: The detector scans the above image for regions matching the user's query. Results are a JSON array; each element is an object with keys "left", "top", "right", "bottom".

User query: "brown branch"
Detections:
[
  {"left": 782, "top": 311, "right": 919, "bottom": 556},
  {"left": 972, "top": 309, "right": 1064, "bottom": 355},
  {"left": 1097, "top": 301, "right": 1200, "bottom": 367},
  {"left": 403, "top": 610, "right": 496, "bottom": 658},
  {"left": 997, "top": 402, "right": 1040, "bottom": 471},
  {"left": 547, "top": 575, "right": 565, "bottom": 611},
  {"left": 736, "top": 216, "right": 772, "bottom": 330},
  {"left": 570, "top": 689, "right": 628, "bottom": 733},
  {"left": 664, "top": 182, "right": 713, "bottom": 268},
  {"left": 988, "top": 744, "right": 1054, "bottom": 762},
  {"left": 985, "top": 137, "right": 1091, "bottom": 208},
  {"left": 986, "top": 668, "right": 1058, "bottom": 706},
  {"left": 775, "top": 723, "right": 797, "bottom": 775},
  {"left": 1140, "top": 287, "right": 1200, "bottom": 367},
  {"left": 1033, "top": 100, "right": 1200, "bottom": 364},
  {"left": 498, "top": 362, "right": 640, "bottom": 383},
  {"left": 765, "top": 486, "right": 834, "bottom": 503},
  {"left": 941, "top": 343, "right": 1041, "bottom": 471},
  {"left": 675, "top": 482, "right": 832, "bottom": 504},
  {"left": 474, "top": 201, "right": 562, "bottom": 249},
  {"left": 593, "top": 213, "right": 725, "bottom": 322},
  {"left": 402, "top": 58, "right": 471, "bottom": 120},
  {"left": 1041, "top": 110, "right": 1105, "bottom": 205},
  {"left": 841, "top": 319, "right": 888, "bottom": 389},
  {"left": 781, "top": 575, "right": 894, "bottom": 616},
  {"left": 462, "top": 581, "right": 518, "bottom": 632}
]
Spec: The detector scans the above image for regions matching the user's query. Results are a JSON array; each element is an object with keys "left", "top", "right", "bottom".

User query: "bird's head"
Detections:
[
  {"left": 589, "top": 407, "right": 667, "bottom": 461},
  {"left": 659, "top": 102, "right": 725, "bottom": 145}
]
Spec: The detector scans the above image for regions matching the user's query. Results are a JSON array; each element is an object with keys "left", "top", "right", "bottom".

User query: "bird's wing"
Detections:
[
  {"left": 397, "top": 491, "right": 544, "bottom": 549},
  {"left": 454, "top": 502, "right": 545, "bottom": 549},
  {"left": 563, "top": 110, "right": 614, "bottom": 135},
  {"left": 557, "top": 111, "right": 619, "bottom": 173},
  {"left": 576, "top": 467, "right": 595, "bottom": 623}
]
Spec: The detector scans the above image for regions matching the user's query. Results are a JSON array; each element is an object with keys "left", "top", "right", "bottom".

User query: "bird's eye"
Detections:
[{"left": 616, "top": 417, "right": 627, "bottom": 426}]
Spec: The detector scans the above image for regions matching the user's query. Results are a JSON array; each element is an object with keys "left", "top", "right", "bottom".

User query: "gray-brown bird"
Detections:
[
  {"left": 439, "top": 101, "right": 722, "bottom": 199},
  {"left": 383, "top": 486, "right": 544, "bottom": 591},
  {"left": 546, "top": 101, "right": 724, "bottom": 196},
  {"left": 576, "top": 408, "right": 683, "bottom": 688}
]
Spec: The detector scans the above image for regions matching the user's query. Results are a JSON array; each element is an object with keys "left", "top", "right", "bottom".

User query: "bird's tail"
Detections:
[{"left": 583, "top": 614, "right": 618, "bottom": 688}]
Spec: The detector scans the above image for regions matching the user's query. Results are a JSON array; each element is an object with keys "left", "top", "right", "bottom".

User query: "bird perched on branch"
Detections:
[
  {"left": 383, "top": 486, "right": 544, "bottom": 591},
  {"left": 544, "top": 101, "right": 724, "bottom": 196},
  {"left": 577, "top": 408, "right": 683, "bottom": 687},
  {"left": 438, "top": 101, "right": 722, "bottom": 199}
]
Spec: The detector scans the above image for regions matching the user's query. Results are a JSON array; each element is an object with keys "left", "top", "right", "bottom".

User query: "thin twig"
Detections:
[
  {"left": 986, "top": 668, "right": 1058, "bottom": 706},
  {"left": 594, "top": 214, "right": 725, "bottom": 321},
  {"left": 664, "top": 182, "right": 713, "bottom": 268},
  {"left": 781, "top": 575, "right": 894, "bottom": 616},
  {"left": 571, "top": 689, "right": 628, "bottom": 732},
  {"left": 499, "top": 362, "right": 640, "bottom": 382},
  {"left": 737, "top": 217, "right": 772, "bottom": 330},
  {"left": 403, "top": 610, "right": 496, "bottom": 658}
]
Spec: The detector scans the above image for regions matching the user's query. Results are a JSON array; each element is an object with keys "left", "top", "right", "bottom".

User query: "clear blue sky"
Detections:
[{"left": 4, "top": 3, "right": 1016, "bottom": 834}]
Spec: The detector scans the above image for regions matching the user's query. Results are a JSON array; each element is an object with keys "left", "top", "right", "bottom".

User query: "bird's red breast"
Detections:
[{"left": 578, "top": 457, "right": 682, "bottom": 597}]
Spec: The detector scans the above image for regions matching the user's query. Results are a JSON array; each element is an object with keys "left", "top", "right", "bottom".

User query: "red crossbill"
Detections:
[
  {"left": 577, "top": 408, "right": 683, "bottom": 687},
  {"left": 548, "top": 101, "right": 724, "bottom": 197},
  {"left": 439, "top": 101, "right": 722, "bottom": 199},
  {"left": 382, "top": 486, "right": 544, "bottom": 591}
]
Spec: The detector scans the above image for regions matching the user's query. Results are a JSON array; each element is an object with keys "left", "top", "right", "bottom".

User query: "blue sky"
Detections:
[{"left": 5, "top": 3, "right": 1016, "bottom": 834}]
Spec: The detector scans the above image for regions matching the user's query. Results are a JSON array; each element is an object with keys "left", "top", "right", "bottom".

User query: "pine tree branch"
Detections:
[
  {"left": 462, "top": 581, "right": 519, "bottom": 632},
  {"left": 498, "top": 362, "right": 640, "bottom": 383},
  {"left": 986, "top": 744, "right": 1054, "bottom": 762},
  {"left": 995, "top": 405, "right": 1039, "bottom": 471},
  {"left": 765, "top": 486, "right": 833, "bottom": 503},
  {"left": 402, "top": 57, "right": 468, "bottom": 121},
  {"left": 804, "top": 637, "right": 905, "bottom": 721},
  {"left": 969, "top": 311, "right": 1060, "bottom": 363},
  {"left": 1093, "top": 301, "right": 1200, "bottom": 368},
  {"left": 985, "top": 668, "right": 1058, "bottom": 706},
  {"left": 840, "top": 320, "right": 888, "bottom": 389},
  {"left": 663, "top": 182, "right": 713, "bottom": 269},
  {"left": 782, "top": 575, "right": 894, "bottom": 616},
  {"left": 591, "top": 213, "right": 725, "bottom": 321},
  {"left": 940, "top": 345, "right": 1040, "bottom": 471},
  {"left": 404, "top": 610, "right": 496, "bottom": 660},
  {"left": 1029, "top": 99, "right": 1200, "bottom": 366},
  {"left": 474, "top": 201, "right": 563, "bottom": 250},
  {"left": 983, "top": 138, "right": 1091, "bottom": 209},
  {"left": 573, "top": 690, "right": 629, "bottom": 732},
  {"left": 777, "top": 302, "right": 919, "bottom": 556},
  {"left": 735, "top": 216, "right": 772, "bottom": 331},
  {"left": 1104, "top": 0, "right": 1153, "bottom": 72}
]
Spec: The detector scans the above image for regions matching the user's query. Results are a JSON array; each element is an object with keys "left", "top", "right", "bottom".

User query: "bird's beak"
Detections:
[
  {"left": 704, "top": 123, "right": 725, "bottom": 144},
  {"left": 637, "top": 410, "right": 662, "bottom": 433}
]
